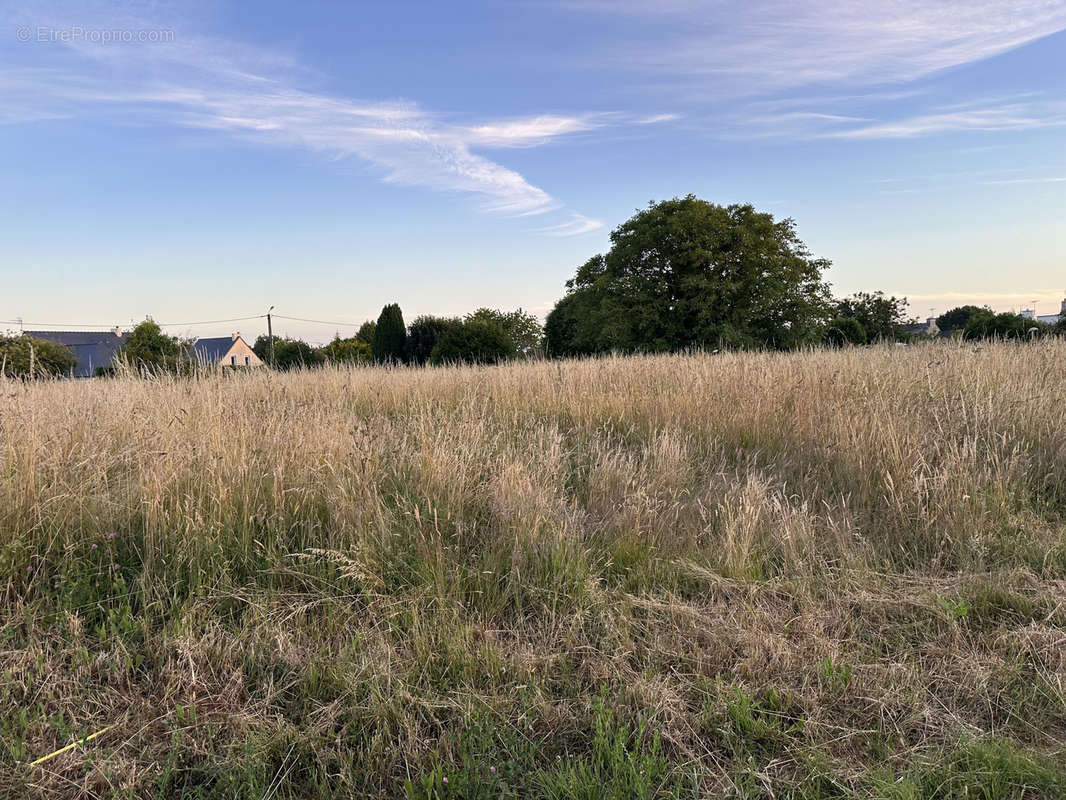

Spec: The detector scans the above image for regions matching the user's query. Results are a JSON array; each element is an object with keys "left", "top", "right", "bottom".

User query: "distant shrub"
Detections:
[
  {"left": 252, "top": 335, "right": 323, "bottom": 370},
  {"left": 317, "top": 335, "right": 371, "bottom": 365},
  {"left": 407, "top": 315, "right": 460, "bottom": 366},
  {"left": 832, "top": 291, "right": 915, "bottom": 342},
  {"left": 119, "top": 320, "right": 187, "bottom": 373},
  {"left": 964, "top": 310, "right": 1048, "bottom": 340},
  {"left": 464, "top": 308, "right": 543, "bottom": 358},
  {"left": 355, "top": 320, "right": 376, "bottom": 346},
  {"left": 826, "top": 316, "right": 866, "bottom": 346},
  {"left": 937, "top": 305, "right": 988, "bottom": 335},
  {"left": 429, "top": 319, "right": 516, "bottom": 365},
  {"left": 0, "top": 335, "right": 77, "bottom": 378}
]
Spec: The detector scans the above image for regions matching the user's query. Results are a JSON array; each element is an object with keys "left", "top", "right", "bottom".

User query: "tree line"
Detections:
[
  {"left": 0, "top": 306, "right": 545, "bottom": 378},
  {"left": 4, "top": 195, "right": 1063, "bottom": 378},
  {"left": 543, "top": 195, "right": 1065, "bottom": 355},
  {"left": 249, "top": 305, "right": 544, "bottom": 371}
]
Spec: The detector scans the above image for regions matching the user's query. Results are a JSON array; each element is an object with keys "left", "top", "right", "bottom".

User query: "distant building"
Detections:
[
  {"left": 22, "top": 328, "right": 264, "bottom": 376},
  {"left": 1021, "top": 298, "right": 1065, "bottom": 325},
  {"left": 189, "top": 333, "right": 263, "bottom": 368},
  {"left": 23, "top": 327, "right": 128, "bottom": 377},
  {"left": 905, "top": 317, "right": 942, "bottom": 337},
  {"left": 1038, "top": 298, "right": 1066, "bottom": 325}
]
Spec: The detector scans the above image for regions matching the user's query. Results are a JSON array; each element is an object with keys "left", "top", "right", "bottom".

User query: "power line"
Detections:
[
  {"left": 156, "top": 315, "right": 266, "bottom": 327},
  {"left": 272, "top": 314, "right": 363, "bottom": 327},
  {"left": 0, "top": 319, "right": 115, "bottom": 329},
  {"left": 1, "top": 315, "right": 265, "bottom": 329},
  {"left": 3, "top": 312, "right": 373, "bottom": 333}
]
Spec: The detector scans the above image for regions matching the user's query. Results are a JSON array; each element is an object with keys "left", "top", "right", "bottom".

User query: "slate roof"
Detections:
[
  {"left": 189, "top": 336, "right": 237, "bottom": 364},
  {"left": 23, "top": 330, "right": 128, "bottom": 378}
]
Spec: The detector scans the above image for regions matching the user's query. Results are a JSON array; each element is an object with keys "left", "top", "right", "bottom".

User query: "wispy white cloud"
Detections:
[
  {"left": 570, "top": 1, "right": 1066, "bottom": 93},
  {"left": 1, "top": 67, "right": 569, "bottom": 214},
  {"left": 534, "top": 213, "right": 604, "bottom": 236},
  {"left": 463, "top": 115, "right": 606, "bottom": 148},
  {"left": 712, "top": 94, "right": 1066, "bottom": 142},
  {"left": 564, "top": 1, "right": 1066, "bottom": 142},
  {"left": 0, "top": 4, "right": 667, "bottom": 222},
  {"left": 984, "top": 176, "right": 1066, "bottom": 185},
  {"left": 636, "top": 113, "right": 681, "bottom": 124},
  {"left": 825, "top": 102, "right": 1066, "bottom": 139}
]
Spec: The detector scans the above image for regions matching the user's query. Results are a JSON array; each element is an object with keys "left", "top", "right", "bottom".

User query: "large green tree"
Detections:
[
  {"left": 0, "top": 335, "right": 78, "bottom": 378},
  {"left": 465, "top": 308, "right": 543, "bottom": 358},
  {"left": 372, "top": 304, "right": 407, "bottom": 363},
  {"left": 833, "top": 292, "right": 915, "bottom": 342},
  {"left": 355, "top": 320, "right": 377, "bottom": 346},
  {"left": 317, "top": 335, "right": 371, "bottom": 365},
  {"left": 429, "top": 320, "right": 517, "bottom": 366},
  {"left": 964, "top": 311, "right": 1047, "bottom": 341},
  {"left": 252, "top": 335, "right": 323, "bottom": 370},
  {"left": 937, "top": 305, "right": 989, "bottom": 335},
  {"left": 544, "top": 288, "right": 602, "bottom": 358},
  {"left": 407, "top": 315, "right": 460, "bottom": 365},
  {"left": 120, "top": 320, "right": 183, "bottom": 372},
  {"left": 545, "top": 196, "right": 832, "bottom": 355}
]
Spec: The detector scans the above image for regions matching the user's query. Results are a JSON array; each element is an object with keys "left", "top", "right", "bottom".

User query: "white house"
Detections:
[{"left": 1021, "top": 297, "right": 1066, "bottom": 326}]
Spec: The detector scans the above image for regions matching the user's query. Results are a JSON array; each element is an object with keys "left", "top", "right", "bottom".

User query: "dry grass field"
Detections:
[{"left": 3, "top": 341, "right": 1066, "bottom": 798}]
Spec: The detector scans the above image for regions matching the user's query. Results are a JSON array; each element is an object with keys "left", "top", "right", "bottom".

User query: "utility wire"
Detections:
[
  {"left": 271, "top": 314, "right": 363, "bottom": 327},
  {"left": 0, "top": 319, "right": 114, "bottom": 329},
  {"left": 0, "top": 315, "right": 266, "bottom": 329},
  {"left": 4, "top": 312, "right": 370, "bottom": 333},
  {"left": 155, "top": 315, "right": 266, "bottom": 327}
]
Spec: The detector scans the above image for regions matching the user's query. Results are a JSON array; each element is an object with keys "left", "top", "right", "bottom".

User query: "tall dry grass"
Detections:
[{"left": 2, "top": 341, "right": 1065, "bottom": 798}]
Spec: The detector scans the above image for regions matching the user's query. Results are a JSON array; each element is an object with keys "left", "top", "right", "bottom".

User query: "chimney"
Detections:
[
  {"left": 232, "top": 331, "right": 239, "bottom": 341},
  {"left": 113, "top": 326, "right": 123, "bottom": 337}
]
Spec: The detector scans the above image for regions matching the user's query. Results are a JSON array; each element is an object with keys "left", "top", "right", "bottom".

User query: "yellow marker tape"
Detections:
[{"left": 30, "top": 725, "right": 115, "bottom": 767}]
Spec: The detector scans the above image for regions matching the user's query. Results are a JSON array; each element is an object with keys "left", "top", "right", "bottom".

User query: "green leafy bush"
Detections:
[
  {"left": 317, "top": 335, "right": 371, "bottom": 365},
  {"left": 252, "top": 335, "right": 323, "bottom": 370},
  {"left": 464, "top": 308, "right": 543, "bottom": 358},
  {"left": 408, "top": 315, "right": 460, "bottom": 365},
  {"left": 0, "top": 335, "right": 77, "bottom": 378},
  {"left": 119, "top": 320, "right": 186, "bottom": 373},
  {"left": 429, "top": 319, "right": 516, "bottom": 365}
]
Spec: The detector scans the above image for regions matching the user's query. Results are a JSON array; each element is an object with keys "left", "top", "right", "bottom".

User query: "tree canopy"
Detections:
[
  {"left": 464, "top": 308, "right": 543, "bottom": 358},
  {"left": 372, "top": 304, "right": 407, "bottom": 363},
  {"left": 429, "top": 320, "right": 517, "bottom": 365},
  {"left": 833, "top": 292, "right": 915, "bottom": 342},
  {"left": 545, "top": 196, "right": 832, "bottom": 355},
  {"left": 407, "top": 315, "right": 460, "bottom": 365},
  {"left": 825, "top": 315, "right": 868, "bottom": 347},
  {"left": 252, "top": 335, "right": 322, "bottom": 370},
  {"left": 0, "top": 335, "right": 78, "bottom": 378},
  {"left": 963, "top": 311, "right": 1046, "bottom": 341},
  {"left": 937, "top": 305, "right": 989, "bottom": 335},
  {"left": 318, "top": 335, "right": 371, "bottom": 365},
  {"left": 355, "top": 320, "right": 377, "bottom": 346},
  {"left": 120, "top": 320, "right": 183, "bottom": 372}
]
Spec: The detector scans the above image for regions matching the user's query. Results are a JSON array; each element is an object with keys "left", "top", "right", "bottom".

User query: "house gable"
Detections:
[{"left": 190, "top": 335, "right": 263, "bottom": 367}]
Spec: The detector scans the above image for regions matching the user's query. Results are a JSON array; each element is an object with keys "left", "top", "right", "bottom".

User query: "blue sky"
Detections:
[{"left": 1, "top": 0, "right": 1064, "bottom": 342}]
